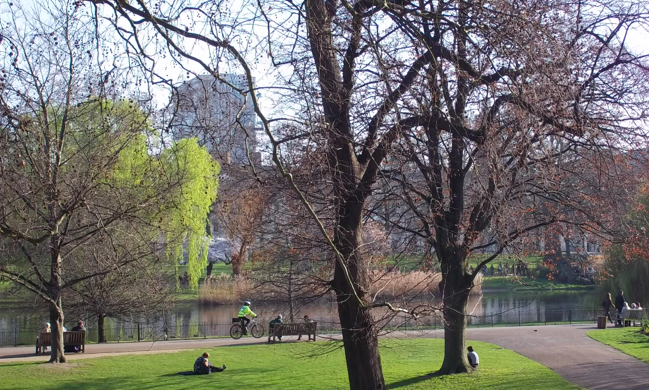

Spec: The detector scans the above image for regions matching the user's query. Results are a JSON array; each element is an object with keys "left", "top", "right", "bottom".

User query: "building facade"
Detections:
[{"left": 171, "top": 74, "right": 261, "bottom": 165}]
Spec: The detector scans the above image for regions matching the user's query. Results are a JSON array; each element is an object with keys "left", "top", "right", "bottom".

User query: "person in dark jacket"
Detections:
[
  {"left": 269, "top": 314, "right": 284, "bottom": 341},
  {"left": 64, "top": 320, "right": 85, "bottom": 353},
  {"left": 614, "top": 290, "right": 625, "bottom": 326},
  {"left": 602, "top": 293, "right": 615, "bottom": 324},
  {"left": 193, "top": 352, "right": 226, "bottom": 374}
]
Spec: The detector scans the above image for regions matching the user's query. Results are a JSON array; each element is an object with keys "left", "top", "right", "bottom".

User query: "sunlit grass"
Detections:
[
  {"left": 587, "top": 327, "right": 649, "bottom": 363},
  {"left": 0, "top": 339, "right": 579, "bottom": 390}
]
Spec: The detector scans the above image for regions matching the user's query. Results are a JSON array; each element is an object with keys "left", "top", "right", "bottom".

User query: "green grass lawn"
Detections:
[
  {"left": 586, "top": 327, "right": 649, "bottom": 363},
  {"left": 0, "top": 339, "right": 579, "bottom": 390},
  {"left": 385, "top": 254, "right": 543, "bottom": 272}
]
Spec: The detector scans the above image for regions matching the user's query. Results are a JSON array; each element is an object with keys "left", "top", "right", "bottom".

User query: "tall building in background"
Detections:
[{"left": 171, "top": 74, "right": 261, "bottom": 165}]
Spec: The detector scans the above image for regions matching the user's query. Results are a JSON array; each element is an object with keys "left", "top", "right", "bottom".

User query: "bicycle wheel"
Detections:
[
  {"left": 230, "top": 324, "right": 243, "bottom": 339},
  {"left": 251, "top": 323, "right": 264, "bottom": 338}
]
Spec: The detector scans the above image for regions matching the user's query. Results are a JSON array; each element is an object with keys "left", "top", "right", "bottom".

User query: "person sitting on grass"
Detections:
[
  {"left": 238, "top": 301, "right": 257, "bottom": 335},
  {"left": 467, "top": 346, "right": 479, "bottom": 369},
  {"left": 193, "top": 352, "right": 226, "bottom": 374},
  {"left": 269, "top": 314, "right": 283, "bottom": 341}
]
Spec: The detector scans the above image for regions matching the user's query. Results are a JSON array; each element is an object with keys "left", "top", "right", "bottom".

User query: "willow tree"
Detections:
[{"left": 0, "top": 0, "right": 219, "bottom": 361}]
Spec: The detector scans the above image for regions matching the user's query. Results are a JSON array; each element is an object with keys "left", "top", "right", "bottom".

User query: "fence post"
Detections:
[
  {"left": 518, "top": 310, "right": 521, "bottom": 326},
  {"left": 569, "top": 309, "right": 572, "bottom": 324},
  {"left": 14, "top": 322, "right": 17, "bottom": 347},
  {"left": 491, "top": 315, "right": 494, "bottom": 327},
  {"left": 137, "top": 324, "right": 141, "bottom": 342}
]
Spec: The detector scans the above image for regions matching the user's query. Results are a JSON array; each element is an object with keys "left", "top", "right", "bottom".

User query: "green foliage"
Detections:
[
  {"left": 0, "top": 339, "right": 578, "bottom": 390},
  {"left": 480, "top": 277, "right": 595, "bottom": 291},
  {"left": 587, "top": 328, "right": 649, "bottom": 364},
  {"left": 158, "top": 139, "right": 220, "bottom": 289},
  {"left": 77, "top": 100, "right": 220, "bottom": 290}
]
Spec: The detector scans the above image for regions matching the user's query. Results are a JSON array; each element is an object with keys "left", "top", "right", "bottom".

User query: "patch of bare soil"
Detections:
[{"left": 39, "top": 362, "right": 83, "bottom": 370}]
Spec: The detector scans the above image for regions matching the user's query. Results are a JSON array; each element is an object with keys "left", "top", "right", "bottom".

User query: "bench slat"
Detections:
[
  {"left": 268, "top": 322, "right": 317, "bottom": 342},
  {"left": 35, "top": 331, "right": 85, "bottom": 355}
]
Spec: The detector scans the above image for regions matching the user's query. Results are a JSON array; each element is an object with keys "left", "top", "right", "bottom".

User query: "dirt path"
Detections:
[{"left": 1, "top": 324, "right": 648, "bottom": 389}]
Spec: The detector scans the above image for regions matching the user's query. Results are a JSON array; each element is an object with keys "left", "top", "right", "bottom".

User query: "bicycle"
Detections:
[{"left": 230, "top": 317, "right": 264, "bottom": 339}]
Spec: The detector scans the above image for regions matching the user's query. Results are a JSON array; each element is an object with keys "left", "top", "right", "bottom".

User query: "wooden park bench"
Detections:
[
  {"left": 622, "top": 309, "right": 644, "bottom": 327},
  {"left": 35, "top": 331, "right": 86, "bottom": 354},
  {"left": 268, "top": 321, "right": 317, "bottom": 343}
]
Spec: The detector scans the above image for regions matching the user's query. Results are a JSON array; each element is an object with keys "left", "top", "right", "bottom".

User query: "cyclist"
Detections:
[{"left": 238, "top": 301, "right": 257, "bottom": 335}]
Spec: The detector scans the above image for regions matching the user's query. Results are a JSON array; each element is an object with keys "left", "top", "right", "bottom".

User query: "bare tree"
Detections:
[
  {"left": 213, "top": 171, "right": 267, "bottom": 276},
  {"left": 367, "top": 0, "right": 649, "bottom": 373},
  {"left": 0, "top": 0, "right": 219, "bottom": 361},
  {"left": 66, "top": 257, "right": 174, "bottom": 343}
]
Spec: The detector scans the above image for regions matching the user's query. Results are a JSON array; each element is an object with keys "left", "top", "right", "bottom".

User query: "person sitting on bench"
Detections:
[
  {"left": 37, "top": 322, "right": 51, "bottom": 353},
  {"left": 64, "top": 320, "right": 85, "bottom": 353},
  {"left": 269, "top": 314, "right": 284, "bottom": 341},
  {"left": 193, "top": 352, "right": 226, "bottom": 374}
]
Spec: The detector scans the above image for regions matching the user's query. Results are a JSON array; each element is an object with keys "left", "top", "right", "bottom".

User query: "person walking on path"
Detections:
[
  {"left": 193, "top": 352, "right": 226, "bottom": 374},
  {"left": 615, "top": 290, "right": 625, "bottom": 326},
  {"left": 602, "top": 293, "right": 615, "bottom": 324}
]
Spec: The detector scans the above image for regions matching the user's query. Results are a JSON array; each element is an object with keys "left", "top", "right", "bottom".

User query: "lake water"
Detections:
[{"left": 0, "top": 288, "right": 604, "bottom": 346}]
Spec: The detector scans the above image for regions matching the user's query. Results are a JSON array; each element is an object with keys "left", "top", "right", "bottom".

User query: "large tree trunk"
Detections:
[
  {"left": 336, "top": 291, "right": 384, "bottom": 390},
  {"left": 98, "top": 314, "right": 107, "bottom": 343},
  {"left": 333, "top": 215, "right": 385, "bottom": 390},
  {"left": 438, "top": 258, "right": 472, "bottom": 374},
  {"left": 49, "top": 247, "right": 66, "bottom": 363},
  {"left": 49, "top": 300, "right": 66, "bottom": 363}
]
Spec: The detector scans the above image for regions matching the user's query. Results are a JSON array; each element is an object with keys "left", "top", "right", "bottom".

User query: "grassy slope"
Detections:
[
  {"left": 386, "top": 254, "right": 543, "bottom": 271},
  {"left": 586, "top": 327, "right": 649, "bottom": 364},
  {"left": 0, "top": 339, "right": 579, "bottom": 390}
]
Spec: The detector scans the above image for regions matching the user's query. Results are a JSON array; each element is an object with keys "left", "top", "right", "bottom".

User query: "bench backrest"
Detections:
[
  {"left": 39, "top": 332, "right": 52, "bottom": 345},
  {"left": 39, "top": 331, "right": 85, "bottom": 345},
  {"left": 625, "top": 309, "right": 644, "bottom": 319},
  {"left": 64, "top": 331, "right": 85, "bottom": 344},
  {"left": 271, "top": 322, "right": 317, "bottom": 336}
]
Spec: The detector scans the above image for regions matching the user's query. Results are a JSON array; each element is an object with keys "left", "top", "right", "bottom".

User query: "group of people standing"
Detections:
[{"left": 603, "top": 290, "right": 643, "bottom": 326}]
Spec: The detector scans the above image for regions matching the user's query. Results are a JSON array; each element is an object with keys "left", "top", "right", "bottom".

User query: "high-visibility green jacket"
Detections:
[{"left": 238, "top": 305, "right": 256, "bottom": 318}]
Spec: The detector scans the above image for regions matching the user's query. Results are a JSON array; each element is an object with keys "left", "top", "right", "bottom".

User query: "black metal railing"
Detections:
[{"left": 1, "top": 308, "right": 645, "bottom": 347}]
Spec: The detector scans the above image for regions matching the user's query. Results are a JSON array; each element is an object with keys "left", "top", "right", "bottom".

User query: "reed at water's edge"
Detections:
[{"left": 197, "top": 271, "right": 482, "bottom": 305}]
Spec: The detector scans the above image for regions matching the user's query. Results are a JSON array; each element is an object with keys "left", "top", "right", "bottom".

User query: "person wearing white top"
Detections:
[{"left": 467, "top": 346, "right": 479, "bottom": 369}]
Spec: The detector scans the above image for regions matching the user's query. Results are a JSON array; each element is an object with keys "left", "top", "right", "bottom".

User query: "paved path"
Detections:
[
  {"left": 465, "top": 325, "right": 649, "bottom": 390},
  {"left": 1, "top": 324, "right": 648, "bottom": 390}
]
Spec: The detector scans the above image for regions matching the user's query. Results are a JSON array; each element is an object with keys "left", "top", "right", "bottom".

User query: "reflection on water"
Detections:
[{"left": 0, "top": 289, "right": 600, "bottom": 346}]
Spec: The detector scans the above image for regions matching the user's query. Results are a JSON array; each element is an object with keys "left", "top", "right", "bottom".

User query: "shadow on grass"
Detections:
[
  {"left": 2, "top": 377, "right": 163, "bottom": 390},
  {"left": 386, "top": 372, "right": 439, "bottom": 389}
]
